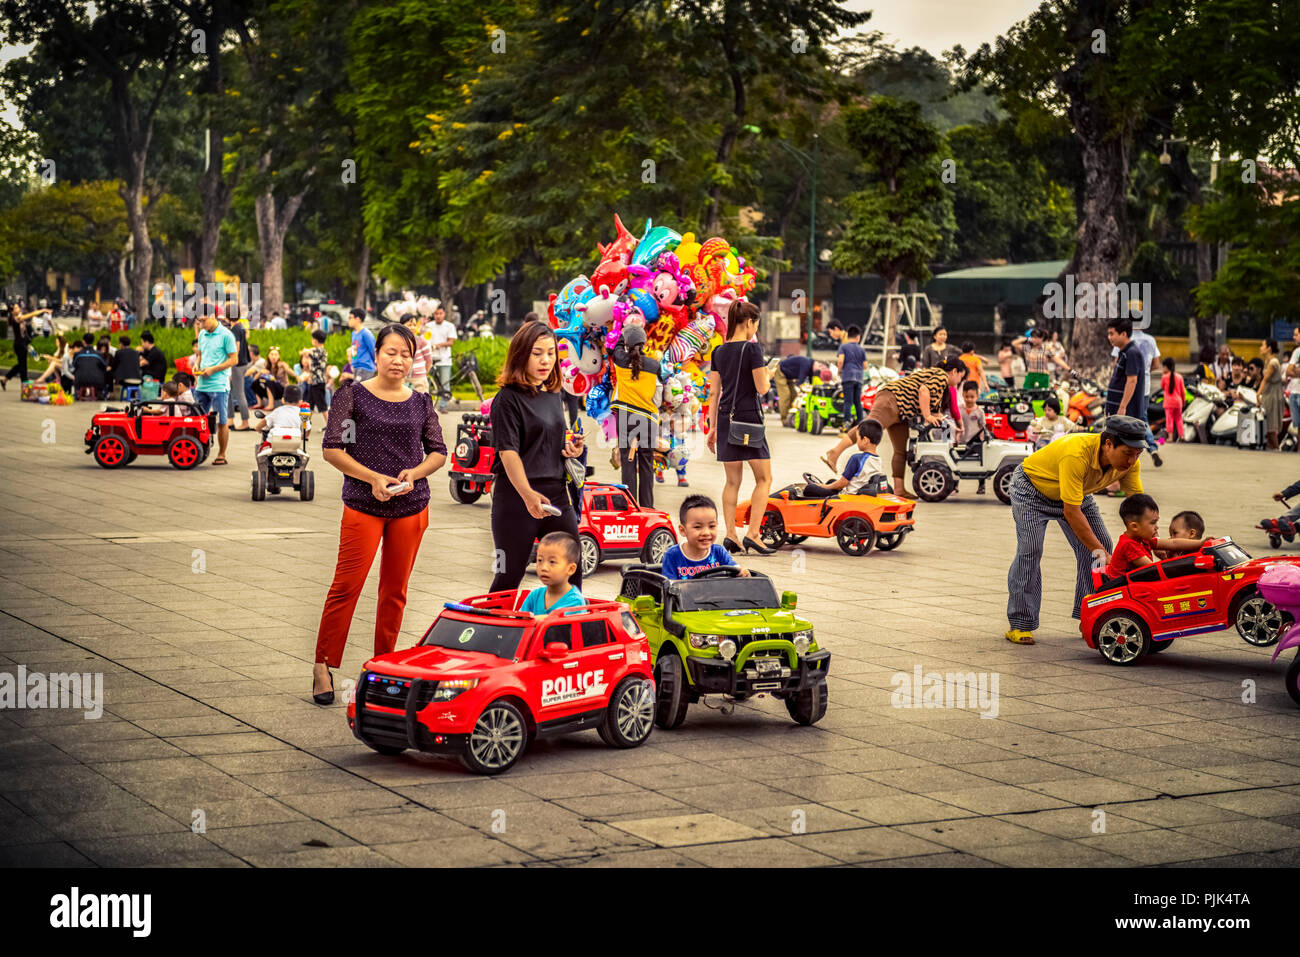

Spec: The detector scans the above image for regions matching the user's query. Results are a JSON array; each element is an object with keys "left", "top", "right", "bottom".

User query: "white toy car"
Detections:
[
  {"left": 906, "top": 422, "right": 1032, "bottom": 505},
  {"left": 252, "top": 405, "right": 315, "bottom": 501}
]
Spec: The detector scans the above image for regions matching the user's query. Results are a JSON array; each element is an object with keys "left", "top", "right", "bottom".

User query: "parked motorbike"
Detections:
[
  {"left": 1066, "top": 375, "right": 1105, "bottom": 427},
  {"left": 1182, "top": 380, "right": 1222, "bottom": 443},
  {"left": 1209, "top": 385, "right": 1267, "bottom": 449}
]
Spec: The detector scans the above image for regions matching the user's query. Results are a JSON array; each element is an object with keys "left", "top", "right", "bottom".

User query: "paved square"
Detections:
[{"left": 2, "top": 398, "right": 1299, "bottom": 867}]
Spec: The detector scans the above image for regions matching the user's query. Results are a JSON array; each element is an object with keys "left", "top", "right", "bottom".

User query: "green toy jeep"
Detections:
[
  {"left": 618, "top": 565, "right": 830, "bottom": 728},
  {"left": 793, "top": 382, "right": 844, "bottom": 435}
]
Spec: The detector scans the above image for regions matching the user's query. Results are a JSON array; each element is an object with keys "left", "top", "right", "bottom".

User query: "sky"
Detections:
[{"left": 0, "top": 1, "right": 1045, "bottom": 128}]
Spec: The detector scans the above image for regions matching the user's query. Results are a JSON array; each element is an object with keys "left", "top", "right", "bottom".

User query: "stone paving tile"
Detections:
[{"left": 4, "top": 398, "right": 1300, "bottom": 866}]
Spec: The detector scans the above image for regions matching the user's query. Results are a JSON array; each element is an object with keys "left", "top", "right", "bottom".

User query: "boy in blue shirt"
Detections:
[
  {"left": 347, "top": 308, "right": 377, "bottom": 381},
  {"left": 802, "top": 420, "right": 885, "bottom": 497},
  {"left": 660, "top": 495, "right": 752, "bottom": 580},
  {"left": 520, "top": 532, "right": 586, "bottom": 613}
]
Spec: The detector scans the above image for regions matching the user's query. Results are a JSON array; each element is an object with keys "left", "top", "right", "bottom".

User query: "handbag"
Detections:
[{"left": 726, "top": 341, "right": 767, "bottom": 448}]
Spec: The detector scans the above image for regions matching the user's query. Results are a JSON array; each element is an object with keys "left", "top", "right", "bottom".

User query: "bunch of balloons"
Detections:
[{"left": 546, "top": 213, "right": 756, "bottom": 437}]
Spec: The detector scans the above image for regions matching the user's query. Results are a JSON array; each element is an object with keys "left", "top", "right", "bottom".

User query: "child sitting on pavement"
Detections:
[
  {"left": 256, "top": 384, "right": 310, "bottom": 458},
  {"left": 1030, "top": 395, "right": 1082, "bottom": 449},
  {"left": 802, "top": 420, "right": 886, "bottom": 498},
  {"left": 1105, "top": 494, "right": 1208, "bottom": 579},
  {"left": 660, "top": 495, "right": 751, "bottom": 579},
  {"left": 520, "top": 532, "right": 585, "bottom": 613}
]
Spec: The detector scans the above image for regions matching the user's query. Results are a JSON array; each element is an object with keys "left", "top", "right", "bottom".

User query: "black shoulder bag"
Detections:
[{"left": 726, "top": 341, "right": 767, "bottom": 448}]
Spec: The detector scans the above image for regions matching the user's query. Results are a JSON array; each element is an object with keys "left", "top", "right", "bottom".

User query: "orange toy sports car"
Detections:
[{"left": 736, "top": 475, "right": 916, "bottom": 556}]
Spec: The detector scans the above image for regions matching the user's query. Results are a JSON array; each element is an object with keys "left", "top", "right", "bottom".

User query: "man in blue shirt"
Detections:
[
  {"left": 348, "top": 308, "right": 377, "bottom": 381},
  {"left": 1105, "top": 318, "right": 1144, "bottom": 419},
  {"left": 194, "top": 314, "right": 238, "bottom": 465},
  {"left": 836, "top": 325, "right": 867, "bottom": 428}
]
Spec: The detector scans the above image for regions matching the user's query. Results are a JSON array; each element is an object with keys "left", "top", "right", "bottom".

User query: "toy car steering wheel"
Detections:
[{"left": 692, "top": 566, "right": 742, "bottom": 579}]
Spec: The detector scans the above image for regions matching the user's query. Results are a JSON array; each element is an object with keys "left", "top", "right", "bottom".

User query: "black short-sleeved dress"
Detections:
[{"left": 711, "top": 340, "right": 770, "bottom": 462}]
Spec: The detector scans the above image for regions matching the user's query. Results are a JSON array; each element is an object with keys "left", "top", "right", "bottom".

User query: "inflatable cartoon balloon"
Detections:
[
  {"left": 675, "top": 232, "right": 702, "bottom": 269},
  {"left": 631, "top": 220, "right": 681, "bottom": 267}
]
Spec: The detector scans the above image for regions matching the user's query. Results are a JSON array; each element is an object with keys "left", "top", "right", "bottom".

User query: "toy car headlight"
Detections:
[
  {"left": 432, "top": 679, "right": 479, "bottom": 701},
  {"left": 689, "top": 633, "right": 721, "bottom": 650},
  {"left": 793, "top": 631, "right": 813, "bottom": 656},
  {"left": 718, "top": 638, "right": 737, "bottom": 661}
]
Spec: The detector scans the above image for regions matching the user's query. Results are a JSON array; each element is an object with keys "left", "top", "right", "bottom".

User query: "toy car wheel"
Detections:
[
  {"left": 166, "top": 434, "right": 202, "bottom": 470},
  {"left": 785, "top": 534, "right": 808, "bottom": 545},
  {"left": 653, "top": 653, "right": 690, "bottom": 729},
  {"left": 251, "top": 470, "right": 266, "bottom": 501},
  {"left": 758, "top": 510, "right": 787, "bottom": 549},
  {"left": 125, "top": 449, "right": 138, "bottom": 464},
  {"left": 785, "top": 682, "right": 827, "bottom": 726},
  {"left": 875, "top": 530, "right": 907, "bottom": 551},
  {"left": 1232, "top": 590, "right": 1285, "bottom": 646},
  {"left": 1270, "top": 534, "right": 1283, "bottom": 549},
  {"left": 1285, "top": 656, "right": 1300, "bottom": 707},
  {"left": 299, "top": 470, "right": 314, "bottom": 501},
  {"left": 454, "top": 436, "right": 479, "bottom": 468},
  {"left": 993, "top": 462, "right": 1019, "bottom": 505},
  {"left": 1147, "top": 638, "right": 1175, "bottom": 654},
  {"left": 91, "top": 434, "right": 129, "bottom": 469},
  {"left": 912, "top": 461, "right": 955, "bottom": 502},
  {"left": 579, "top": 533, "right": 601, "bottom": 578},
  {"left": 809, "top": 408, "right": 824, "bottom": 435},
  {"left": 641, "top": 528, "right": 675, "bottom": 565},
  {"left": 449, "top": 477, "right": 484, "bottom": 504},
  {"left": 599, "top": 675, "right": 655, "bottom": 748},
  {"left": 1094, "top": 610, "right": 1151, "bottom": 665},
  {"left": 794, "top": 408, "right": 809, "bottom": 432},
  {"left": 834, "top": 516, "right": 875, "bottom": 556},
  {"left": 363, "top": 739, "right": 405, "bottom": 756},
  {"left": 461, "top": 700, "right": 528, "bottom": 775}
]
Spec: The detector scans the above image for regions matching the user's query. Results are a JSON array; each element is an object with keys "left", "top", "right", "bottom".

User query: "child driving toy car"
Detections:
[
  {"left": 1105, "top": 494, "right": 1209, "bottom": 579},
  {"left": 955, "top": 381, "right": 988, "bottom": 495},
  {"left": 1261, "top": 482, "right": 1300, "bottom": 541},
  {"left": 660, "top": 495, "right": 751, "bottom": 579},
  {"left": 801, "top": 420, "right": 886, "bottom": 498},
  {"left": 520, "top": 532, "right": 586, "bottom": 613},
  {"left": 256, "top": 384, "right": 310, "bottom": 458}
]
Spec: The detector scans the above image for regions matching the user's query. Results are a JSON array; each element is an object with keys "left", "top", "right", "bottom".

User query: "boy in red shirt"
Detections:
[{"left": 1105, "top": 494, "right": 1206, "bottom": 578}]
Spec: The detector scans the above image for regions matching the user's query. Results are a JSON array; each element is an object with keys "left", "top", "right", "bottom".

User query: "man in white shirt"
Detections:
[
  {"left": 428, "top": 306, "right": 456, "bottom": 412},
  {"left": 268, "top": 312, "right": 287, "bottom": 330}
]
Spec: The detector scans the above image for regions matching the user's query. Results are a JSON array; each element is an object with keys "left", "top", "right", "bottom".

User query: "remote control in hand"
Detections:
[
  {"left": 385, "top": 481, "right": 411, "bottom": 494},
  {"left": 540, "top": 503, "right": 562, "bottom": 516}
]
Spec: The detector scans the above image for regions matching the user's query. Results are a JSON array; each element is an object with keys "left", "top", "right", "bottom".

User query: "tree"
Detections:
[
  {"left": 830, "top": 97, "right": 952, "bottom": 310},
  {"left": 0, "top": 181, "right": 129, "bottom": 299},
  {"left": 1, "top": 0, "right": 192, "bottom": 315}
]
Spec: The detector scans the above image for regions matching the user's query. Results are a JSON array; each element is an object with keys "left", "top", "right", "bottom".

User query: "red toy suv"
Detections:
[
  {"left": 347, "top": 590, "right": 656, "bottom": 773},
  {"left": 574, "top": 483, "right": 677, "bottom": 577},
  {"left": 1081, "top": 537, "right": 1297, "bottom": 664},
  {"left": 84, "top": 399, "right": 214, "bottom": 469}
]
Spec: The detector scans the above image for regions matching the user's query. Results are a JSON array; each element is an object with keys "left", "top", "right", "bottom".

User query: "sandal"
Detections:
[
  {"left": 212, "top": 457, "right": 228, "bottom": 466},
  {"left": 1005, "top": 629, "right": 1035, "bottom": 645},
  {"left": 819, "top": 454, "right": 836, "bottom": 472}
]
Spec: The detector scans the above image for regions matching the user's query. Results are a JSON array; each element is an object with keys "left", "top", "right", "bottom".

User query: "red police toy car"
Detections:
[
  {"left": 448, "top": 412, "right": 495, "bottom": 504},
  {"left": 1081, "top": 537, "right": 1297, "bottom": 665},
  {"left": 347, "top": 590, "right": 656, "bottom": 773},
  {"left": 523, "top": 483, "right": 677, "bottom": 577},
  {"left": 84, "top": 399, "right": 214, "bottom": 470}
]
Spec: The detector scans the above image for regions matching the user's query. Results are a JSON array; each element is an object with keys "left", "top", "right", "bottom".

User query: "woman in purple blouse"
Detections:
[{"left": 311, "top": 324, "right": 446, "bottom": 704}]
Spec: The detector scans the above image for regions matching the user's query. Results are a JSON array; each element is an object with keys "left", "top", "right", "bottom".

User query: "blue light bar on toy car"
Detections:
[{"left": 444, "top": 602, "right": 477, "bottom": 613}]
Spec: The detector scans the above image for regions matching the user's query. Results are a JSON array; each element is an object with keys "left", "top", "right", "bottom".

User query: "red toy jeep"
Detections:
[
  {"left": 448, "top": 412, "right": 495, "bottom": 504},
  {"left": 347, "top": 590, "right": 656, "bottom": 774},
  {"left": 84, "top": 400, "right": 214, "bottom": 470}
]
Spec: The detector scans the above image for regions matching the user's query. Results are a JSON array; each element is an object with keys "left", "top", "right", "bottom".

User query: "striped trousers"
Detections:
[{"left": 1007, "top": 466, "right": 1112, "bottom": 631}]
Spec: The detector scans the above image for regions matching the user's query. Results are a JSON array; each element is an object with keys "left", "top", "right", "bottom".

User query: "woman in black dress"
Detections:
[
  {"left": 706, "top": 299, "right": 774, "bottom": 555},
  {"left": 489, "top": 320, "right": 587, "bottom": 590}
]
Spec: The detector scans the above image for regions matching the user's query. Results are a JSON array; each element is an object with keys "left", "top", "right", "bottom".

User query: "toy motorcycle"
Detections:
[{"left": 1254, "top": 564, "right": 1300, "bottom": 706}]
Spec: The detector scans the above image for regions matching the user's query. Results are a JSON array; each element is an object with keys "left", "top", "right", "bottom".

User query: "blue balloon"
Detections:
[{"left": 586, "top": 380, "right": 611, "bottom": 420}]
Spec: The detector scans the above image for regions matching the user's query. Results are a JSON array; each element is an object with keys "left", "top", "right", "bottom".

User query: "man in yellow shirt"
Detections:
[{"left": 1006, "top": 415, "right": 1146, "bottom": 645}]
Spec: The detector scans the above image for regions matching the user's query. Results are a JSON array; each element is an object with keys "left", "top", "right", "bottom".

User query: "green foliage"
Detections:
[
  {"left": 831, "top": 98, "right": 951, "bottom": 288},
  {"left": 0, "top": 181, "right": 128, "bottom": 289}
]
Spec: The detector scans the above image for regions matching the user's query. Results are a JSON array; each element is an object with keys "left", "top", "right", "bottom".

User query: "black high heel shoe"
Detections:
[
  {"left": 743, "top": 536, "right": 775, "bottom": 555},
  {"left": 723, "top": 537, "right": 741, "bottom": 554},
  {"left": 312, "top": 669, "right": 334, "bottom": 706}
]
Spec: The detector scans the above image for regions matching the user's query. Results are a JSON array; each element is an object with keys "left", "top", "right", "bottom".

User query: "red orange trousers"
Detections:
[{"left": 314, "top": 506, "right": 429, "bottom": 669}]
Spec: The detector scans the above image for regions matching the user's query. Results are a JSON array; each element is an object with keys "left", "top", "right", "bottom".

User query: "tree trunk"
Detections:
[
  {"left": 196, "top": 127, "right": 233, "bottom": 289},
  {"left": 354, "top": 241, "right": 370, "bottom": 309},
  {"left": 120, "top": 177, "right": 154, "bottom": 323},
  {"left": 254, "top": 180, "right": 308, "bottom": 321},
  {"left": 1060, "top": 14, "right": 1131, "bottom": 377},
  {"left": 437, "top": 256, "right": 454, "bottom": 317}
]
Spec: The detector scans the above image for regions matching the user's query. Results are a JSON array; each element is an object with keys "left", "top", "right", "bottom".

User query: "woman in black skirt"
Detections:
[
  {"left": 706, "top": 299, "right": 774, "bottom": 555},
  {"left": 489, "top": 320, "right": 587, "bottom": 591}
]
